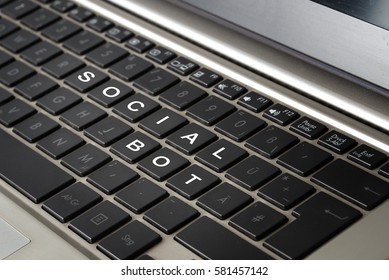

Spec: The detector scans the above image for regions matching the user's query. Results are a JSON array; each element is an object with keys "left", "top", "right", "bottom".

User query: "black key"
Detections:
[
  {"left": 0, "top": 50, "right": 13, "bottom": 67},
  {"left": 379, "top": 162, "right": 389, "bottom": 179},
  {"left": 98, "top": 221, "right": 161, "bottom": 260},
  {"left": 258, "top": 173, "right": 316, "bottom": 210},
  {"left": 42, "top": 53, "right": 85, "bottom": 79},
  {"left": 112, "top": 93, "right": 160, "bottom": 123},
  {"left": 1, "top": 29, "right": 40, "bottom": 53},
  {"left": 68, "top": 6, "right": 95, "bottom": 22},
  {"left": 86, "top": 42, "right": 127, "bottom": 68},
  {"left": 175, "top": 216, "right": 272, "bottom": 260},
  {"left": 213, "top": 79, "right": 247, "bottom": 100},
  {"left": 138, "top": 148, "right": 190, "bottom": 181},
  {"left": 87, "top": 160, "right": 139, "bottom": 194},
  {"left": 60, "top": 102, "right": 107, "bottom": 131},
  {"left": 186, "top": 95, "right": 236, "bottom": 126},
  {"left": 166, "top": 164, "right": 220, "bottom": 200},
  {"left": 84, "top": 116, "right": 133, "bottom": 147},
  {"left": 167, "top": 56, "right": 199, "bottom": 76},
  {"left": 238, "top": 91, "right": 273, "bottom": 113},
  {"left": 290, "top": 116, "right": 328, "bottom": 139},
  {"left": 134, "top": 68, "right": 180, "bottom": 96},
  {"left": 229, "top": 202, "right": 287, "bottom": 240},
  {"left": 61, "top": 143, "right": 111, "bottom": 176},
  {"left": 318, "top": 130, "right": 357, "bottom": 154},
  {"left": 69, "top": 201, "right": 131, "bottom": 243},
  {"left": 37, "top": 87, "right": 82, "bottom": 115},
  {"left": 50, "top": 0, "right": 75, "bottom": 13},
  {"left": 144, "top": 196, "right": 199, "bottom": 234},
  {"left": 146, "top": 46, "right": 176, "bottom": 64},
  {"left": 88, "top": 79, "right": 134, "bottom": 108},
  {"left": 37, "top": 0, "right": 53, "bottom": 4},
  {"left": 264, "top": 192, "right": 361, "bottom": 259},
  {"left": 2, "top": 0, "right": 39, "bottom": 19},
  {"left": 42, "top": 182, "right": 102, "bottom": 222},
  {"left": 13, "top": 113, "right": 59, "bottom": 142},
  {"left": 109, "top": 55, "right": 153, "bottom": 82},
  {"left": 42, "top": 19, "right": 82, "bottom": 42},
  {"left": 197, "top": 182, "right": 253, "bottom": 219},
  {"left": 21, "top": 40, "right": 62, "bottom": 66},
  {"left": 87, "top": 16, "right": 114, "bottom": 32},
  {"left": 64, "top": 66, "right": 109, "bottom": 93},
  {"left": 159, "top": 81, "right": 206, "bottom": 111},
  {"left": 0, "top": 18, "right": 19, "bottom": 39},
  {"left": 0, "top": 129, "right": 75, "bottom": 203},
  {"left": 125, "top": 35, "right": 154, "bottom": 53},
  {"left": 14, "top": 74, "right": 58, "bottom": 100},
  {"left": 139, "top": 108, "right": 188, "bottom": 138},
  {"left": 110, "top": 131, "right": 160, "bottom": 164},
  {"left": 21, "top": 8, "right": 60, "bottom": 30},
  {"left": 245, "top": 125, "right": 299, "bottom": 159},
  {"left": 190, "top": 68, "right": 222, "bottom": 88},
  {"left": 195, "top": 139, "right": 248, "bottom": 172},
  {"left": 63, "top": 30, "right": 105, "bottom": 55},
  {"left": 115, "top": 178, "right": 168, "bottom": 214},
  {"left": 0, "top": 98, "right": 36, "bottom": 127},
  {"left": 347, "top": 144, "right": 387, "bottom": 169},
  {"left": 215, "top": 110, "right": 266, "bottom": 142},
  {"left": 263, "top": 103, "right": 300, "bottom": 126},
  {"left": 166, "top": 123, "right": 217, "bottom": 155},
  {"left": 311, "top": 159, "right": 389, "bottom": 210},
  {"left": 0, "top": 87, "right": 13, "bottom": 105},
  {"left": 0, "top": 60, "right": 35, "bottom": 87},
  {"left": 106, "top": 26, "right": 133, "bottom": 43},
  {"left": 226, "top": 155, "right": 280, "bottom": 191},
  {"left": 0, "top": 0, "right": 12, "bottom": 7},
  {"left": 37, "top": 127, "right": 85, "bottom": 159},
  {"left": 277, "top": 142, "right": 333, "bottom": 176}
]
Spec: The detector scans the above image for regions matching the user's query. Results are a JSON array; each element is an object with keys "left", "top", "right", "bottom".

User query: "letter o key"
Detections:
[
  {"left": 152, "top": 156, "right": 170, "bottom": 167},
  {"left": 103, "top": 86, "right": 120, "bottom": 98}
]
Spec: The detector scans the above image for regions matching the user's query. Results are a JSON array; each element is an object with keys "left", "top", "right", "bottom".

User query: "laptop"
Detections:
[{"left": 0, "top": 0, "right": 388, "bottom": 260}]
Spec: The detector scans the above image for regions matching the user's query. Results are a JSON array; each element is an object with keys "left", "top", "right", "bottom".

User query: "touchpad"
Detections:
[{"left": 0, "top": 217, "right": 30, "bottom": 259}]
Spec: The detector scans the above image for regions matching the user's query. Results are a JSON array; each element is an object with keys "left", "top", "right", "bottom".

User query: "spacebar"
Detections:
[
  {"left": 0, "top": 129, "right": 75, "bottom": 203},
  {"left": 175, "top": 216, "right": 273, "bottom": 259}
]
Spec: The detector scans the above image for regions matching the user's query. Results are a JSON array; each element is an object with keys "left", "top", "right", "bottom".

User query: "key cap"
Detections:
[
  {"left": 264, "top": 192, "right": 361, "bottom": 259},
  {"left": 134, "top": 68, "right": 180, "bottom": 96},
  {"left": 195, "top": 139, "right": 248, "bottom": 172},
  {"left": 263, "top": 103, "right": 300, "bottom": 126},
  {"left": 186, "top": 95, "right": 236, "bottom": 126},
  {"left": 42, "top": 182, "right": 102, "bottom": 222},
  {"left": 97, "top": 220, "right": 161, "bottom": 260},
  {"left": 69, "top": 201, "right": 131, "bottom": 243},
  {"left": 215, "top": 110, "right": 266, "bottom": 142},
  {"left": 258, "top": 173, "right": 315, "bottom": 210},
  {"left": 21, "top": 8, "right": 60, "bottom": 30},
  {"left": 0, "top": 60, "right": 35, "bottom": 87},
  {"left": 226, "top": 155, "right": 280, "bottom": 191},
  {"left": 318, "top": 130, "right": 357, "bottom": 154},
  {"left": 290, "top": 116, "right": 328, "bottom": 139},
  {"left": 13, "top": 113, "right": 59, "bottom": 142},
  {"left": 110, "top": 131, "right": 161, "bottom": 164},
  {"left": 0, "top": 18, "right": 19, "bottom": 39},
  {"left": 88, "top": 79, "right": 134, "bottom": 108},
  {"left": 159, "top": 81, "right": 207, "bottom": 111},
  {"left": 87, "top": 16, "right": 113, "bottom": 32},
  {"left": 115, "top": 178, "right": 168, "bottom": 214},
  {"left": 277, "top": 141, "right": 333, "bottom": 176},
  {"left": 146, "top": 46, "right": 176, "bottom": 64},
  {"left": 64, "top": 66, "right": 109, "bottom": 93},
  {"left": 347, "top": 144, "right": 387, "bottom": 169},
  {"left": 167, "top": 56, "right": 199, "bottom": 76},
  {"left": 138, "top": 108, "right": 188, "bottom": 138},
  {"left": 166, "top": 164, "right": 220, "bottom": 200},
  {"left": 87, "top": 160, "right": 139, "bottom": 194},
  {"left": 197, "top": 182, "right": 253, "bottom": 219},
  {"left": 15, "top": 74, "right": 58, "bottom": 100},
  {"left": 379, "top": 162, "right": 389, "bottom": 179},
  {"left": 190, "top": 68, "right": 222, "bottom": 88},
  {"left": 109, "top": 55, "right": 153, "bottom": 82},
  {"left": 86, "top": 42, "right": 127, "bottom": 68},
  {"left": 64, "top": 30, "right": 105, "bottom": 55},
  {"left": 61, "top": 144, "right": 111, "bottom": 176},
  {"left": 42, "top": 19, "right": 82, "bottom": 42},
  {"left": 37, "top": 127, "right": 85, "bottom": 159},
  {"left": 50, "top": 0, "right": 75, "bottom": 13},
  {"left": 144, "top": 196, "right": 199, "bottom": 234},
  {"left": 175, "top": 216, "right": 272, "bottom": 260},
  {"left": 138, "top": 148, "right": 190, "bottom": 181},
  {"left": 60, "top": 102, "right": 107, "bottom": 131},
  {"left": 0, "top": 87, "right": 13, "bottom": 105},
  {"left": 0, "top": 129, "right": 75, "bottom": 203},
  {"left": 125, "top": 35, "right": 154, "bottom": 53},
  {"left": 2, "top": 0, "right": 39, "bottom": 19},
  {"left": 68, "top": 6, "right": 95, "bottom": 22},
  {"left": 106, "top": 26, "right": 133, "bottom": 43},
  {"left": 237, "top": 91, "right": 273, "bottom": 113},
  {"left": 0, "top": 0, "right": 12, "bottom": 8},
  {"left": 37, "top": 87, "right": 82, "bottom": 115},
  {"left": 229, "top": 202, "right": 287, "bottom": 240},
  {"left": 0, "top": 98, "right": 36, "bottom": 127},
  {"left": 21, "top": 40, "right": 62, "bottom": 66},
  {"left": 213, "top": 79, "right": 247, "bottom": 100},
  {"left": 245, "top": 125, "right": 299, "bottom": 159},
  {"left": 311, "top": 159, "right": 389, "bottom": 210},
  {"left": 42, "top": 53, "right": 85, "bottom": 79},
  {"left": 166, "top": 123, "right": 217, "bottom": 155}
]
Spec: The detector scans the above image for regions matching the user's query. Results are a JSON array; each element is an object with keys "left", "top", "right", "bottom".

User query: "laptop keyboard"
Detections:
[{"left": 0, "top": 0, "right": 388, "bottom": 260}]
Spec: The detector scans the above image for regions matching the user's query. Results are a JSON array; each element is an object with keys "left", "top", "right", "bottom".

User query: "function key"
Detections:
[
  {"left": 2, "top": 0, "right": 39, "bottom": 19},
  {"left": 68, "top": 6, "right": 95, "bottom": 22},
  {"left": 290, "top": 116, "right": 327, "bottom": 139},
  {"left": 125, "top": 36, "right": 155, "bottom": 53},
  {"left": 263, "top": 103, "right": 300, "bottom": 126},
  {"left": 87, "top": 16, "right": 114, "bottom": 32},
  {"left": 318, "top": 130, "right": 357, "bottom": 154},
  {"left": 213, "top": 79, "right": 247, "bottom": 100},
  {"left": 238, "top": 91, "right": 273, "bottom": 113},
  {"left": 167, "top": 56, "right": 199, "bottom": 76},
  {"left": 347, "top": 144, "right": 387, "bottom": 169},
  {"left": 106, "top": 26, "right": 133, "bottom": 43},
  {"left": 50, "top": 0, "right": 76, "bottom": 13},
  {"left": 190, "top": 68, "right": 223, "bottom": 88},
  {"left": 379, "top": 162, "right": 389, "bottom": 179},
  {"left": 146, "top": 46, "right": 176, "bottom": 64}
]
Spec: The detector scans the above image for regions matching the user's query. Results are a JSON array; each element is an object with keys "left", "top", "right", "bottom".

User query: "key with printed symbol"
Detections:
[
  {"left": 263, "top": 104, "right": 299, "bottom": 126},
  {"left": 37, "top": 87, "right": 82, "bottom": 115},
  {"left": 347, "top": 144, "right": 387, "bottom": 169},
  {"left": 146, "top": 46, "right": 176, "bottom": 64},
  {"left": 190, "top": 68, "right": 222, "bottom": 88},
  {"left": 167, "top": 56, "right": 199, "bottom": 76},
  {"left": 125, "top": 35, "right": 154, "bottom": 53},
  {"left": 318, "top": 130, "right": 357, "bottom": 154},
  {"left": 133, "top": 68, "right": 180, "bottom": 96},
  {"left": 106, "top": 26, "right": 133, "bottom": 42},
  {"left": 213, "top": 79, "right": 247, "bottom": 100},
  {"left": 88, "top": 79, "right": 134, "bottom": 108},
  {"left": 238, "top": 91, "right": 273, "bottom": 113}
]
